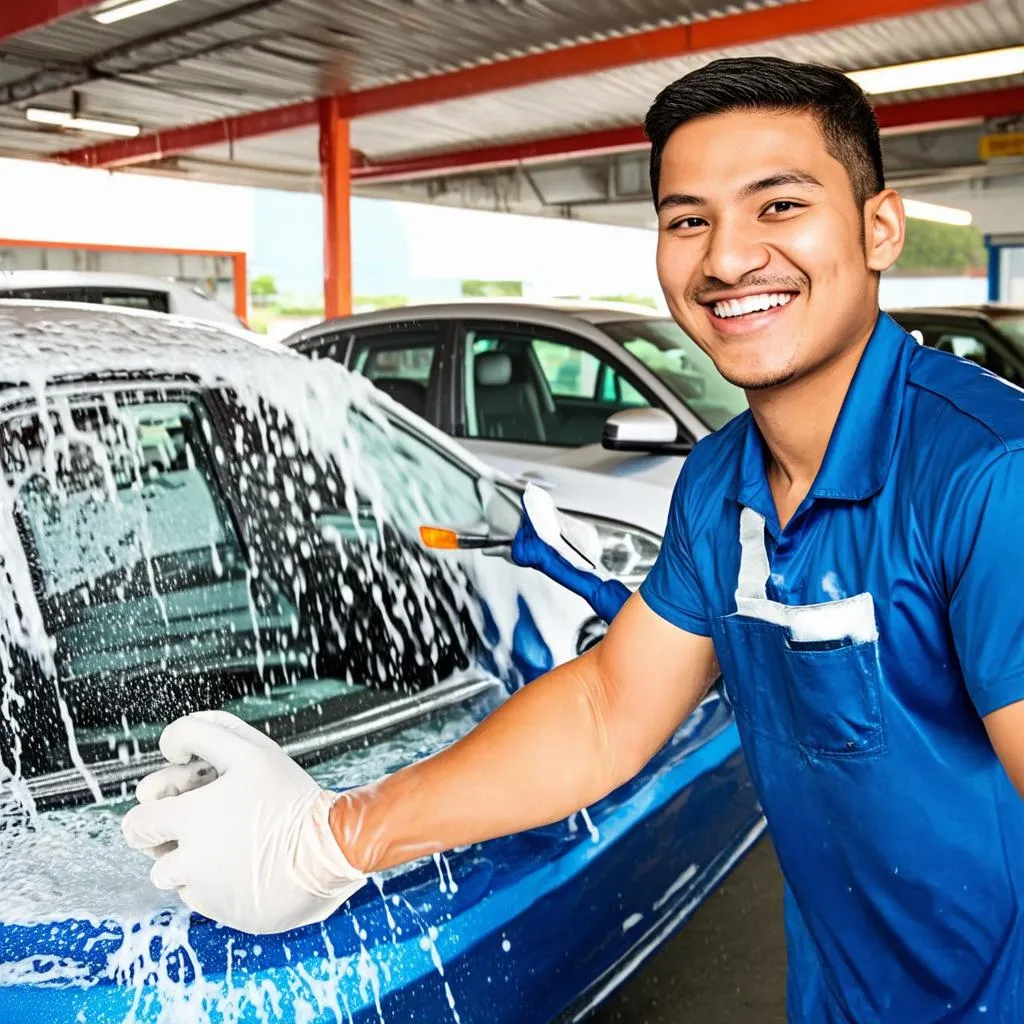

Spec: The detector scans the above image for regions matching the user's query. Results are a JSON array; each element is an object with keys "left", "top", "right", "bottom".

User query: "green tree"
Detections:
[
  {"left": 894, "top": 221, "right": 985, "bottom": 274},
  {"left": 250, "top": 274, "right": 278, "bottom": 305},
  {"left": 353, "top": 295, "right": 408, "bottom": 311},
  {"left": 592, "top": 294, "right": 658, "bottom": 308},
  {"left": 461, "top": 280, "right": 523, "bottom": 298}
]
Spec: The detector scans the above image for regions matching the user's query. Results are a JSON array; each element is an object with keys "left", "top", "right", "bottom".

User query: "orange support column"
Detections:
[
  {"left": 233, "top": 252, "right": 249, "bottom": 325},
  {"left": 319, "top": 96, "right": 353, "bottom": 319}
]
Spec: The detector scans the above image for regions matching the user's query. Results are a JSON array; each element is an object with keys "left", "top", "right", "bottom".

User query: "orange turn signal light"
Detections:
[{"left": 419, "top": 525, "right": 459, "bottom": 550}]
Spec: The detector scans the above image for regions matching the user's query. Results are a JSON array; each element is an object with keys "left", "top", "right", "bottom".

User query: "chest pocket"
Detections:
[{"left": 716, "top": 508, "right": 886, "bottom": 759}]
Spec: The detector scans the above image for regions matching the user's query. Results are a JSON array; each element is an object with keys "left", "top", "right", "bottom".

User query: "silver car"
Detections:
[{"left": 285, "top": 302, "right": 749, "bottom": 535}]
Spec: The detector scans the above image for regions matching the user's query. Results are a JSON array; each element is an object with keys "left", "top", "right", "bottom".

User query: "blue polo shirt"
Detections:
[{"left": 641, "top": 312, "right": 1024, "bottom": 1022}]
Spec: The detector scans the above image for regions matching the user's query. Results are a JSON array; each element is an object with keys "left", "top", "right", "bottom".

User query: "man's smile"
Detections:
[{"left": 699, "top": 290, "right": 800, "bottom": 335}]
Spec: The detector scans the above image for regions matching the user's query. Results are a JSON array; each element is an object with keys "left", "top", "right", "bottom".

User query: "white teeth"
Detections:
[{"left": 713, "top": 292, "right": 794, "bottom": 319}]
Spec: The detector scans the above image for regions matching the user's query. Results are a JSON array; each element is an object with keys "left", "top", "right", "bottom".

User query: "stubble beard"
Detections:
[{"left": 719, "top": 365, "right": 798, "bottom": 392}]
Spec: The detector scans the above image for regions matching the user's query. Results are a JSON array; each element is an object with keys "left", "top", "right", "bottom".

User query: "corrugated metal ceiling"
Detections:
[
  {"left": 0, "top": 0, "right": 1019, "bottom": 209},
  {"left": 351, "top": 0, "right": 1024, "bottom": 161}
]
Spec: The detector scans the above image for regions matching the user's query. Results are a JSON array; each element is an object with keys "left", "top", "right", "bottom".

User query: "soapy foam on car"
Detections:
[
  {"left": 0, "top": 709, "right": 488, "bottom": 1020},
  {"left": 0, "top": 308, "right": 586, "bottom": 1020}
]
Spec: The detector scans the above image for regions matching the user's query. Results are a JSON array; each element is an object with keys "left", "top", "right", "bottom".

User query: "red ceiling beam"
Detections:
[
  {"left": 351, "top": 127, "right": 649, "bottom": 184},
  {"left": 0, "top": 0, "right": 98, "bottom": 42},
  {"left": 69, "top": 98, "right": 321, "bottom": 169},
  {"left": 874, "top": 85, "right": 1024, "bottom": 131},
  {"left": 351, "top": 85, "right": 1024, "bottom": 184},
  {"left": 54, "top": 0, "right": 972, "bottom": 170},
  {"left": 304, "top": 0, "right": 972, "bottom": 119}
]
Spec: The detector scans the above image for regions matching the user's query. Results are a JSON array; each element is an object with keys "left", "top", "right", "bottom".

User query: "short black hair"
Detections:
[{"left": 644, "top": 56, "right": 885, "bottom": 209}]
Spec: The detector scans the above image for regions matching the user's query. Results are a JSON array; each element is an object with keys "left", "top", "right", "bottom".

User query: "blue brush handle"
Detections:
[{"left": 511, "top": 501, "right": 630, "bottom": 624}]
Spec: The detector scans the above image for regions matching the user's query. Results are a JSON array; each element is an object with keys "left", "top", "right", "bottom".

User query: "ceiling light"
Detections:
[
  {"left": 25, "top": 107, "right": 141, "bottom": 138},
  {"left": 93, "top": 0, "right": 187, "bottom": 25},
  {"left": 848, "top": 46, "right": 1024, "bottom": 95},
  {"left": 902, "top": 198, "right": 973, "bottom": 227}
]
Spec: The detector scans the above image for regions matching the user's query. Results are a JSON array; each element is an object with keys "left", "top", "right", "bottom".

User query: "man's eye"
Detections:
[
  {"left": 668, "top": 217, "right": 706, "bottom": 230},
  {"left": 764, "top": 201, "right": 802, "bottom": 215}
]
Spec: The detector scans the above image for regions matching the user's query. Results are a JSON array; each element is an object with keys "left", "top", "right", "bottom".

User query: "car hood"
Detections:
[{"left": 0, "top": 685, "right": 746, "bottom": 1024}]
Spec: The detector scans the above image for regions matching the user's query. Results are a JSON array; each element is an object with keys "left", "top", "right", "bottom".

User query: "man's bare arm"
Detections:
[
  {"left": 984, "top": 702, "right": 1024, "bottom": 799},
  {"left": 331, "top": 593, "right": 718, "bottom": 873}
]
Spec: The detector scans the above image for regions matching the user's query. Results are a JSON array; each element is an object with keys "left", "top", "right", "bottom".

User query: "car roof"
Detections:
[
  {"left": 285, "top": 299, "right": 670, "bottom": 347},
  {"left": 400, "top": 297, "right": 666, "bottom": 319},
  {"left": 889, "top": 304, "right": 1024, "bottom": 319},
  {"left": 0, "top": 299, "right": 290, "bottom": 385},
  {"left": 0, "top": 270, "right": 199, "bottom": 295}
]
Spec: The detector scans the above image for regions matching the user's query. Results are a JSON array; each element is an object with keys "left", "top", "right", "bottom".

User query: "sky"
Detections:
[{"left": 252, "top": 189, "right": 667, "bottom": 306}]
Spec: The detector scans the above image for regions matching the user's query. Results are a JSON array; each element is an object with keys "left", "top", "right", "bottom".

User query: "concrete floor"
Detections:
[{"left": 590, "top": 836, "right": 787, "bottom": 1024}]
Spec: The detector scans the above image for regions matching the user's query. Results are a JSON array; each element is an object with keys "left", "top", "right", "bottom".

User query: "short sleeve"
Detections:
[
  {"left": 638, "top": 460, "right": 711, "bottom": 636},
  {"left": 945, "top": 448, "right": 1024, "bottom": 717}
]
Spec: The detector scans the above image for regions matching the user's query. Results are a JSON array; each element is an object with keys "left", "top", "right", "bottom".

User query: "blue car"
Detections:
[{"left": 0, "top": 303, "right": 763, "bottom": 1022}]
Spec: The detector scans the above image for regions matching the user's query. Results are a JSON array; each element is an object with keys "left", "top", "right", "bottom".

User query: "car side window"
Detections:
[
  {"left": 93, "top": 289, "right": 170, "bottom": 314},
  {"left": 598, "top": 367, "right": 648, "bottom": 407},
  {"left": 463, "top": 324, "right": 650, "bottom": 447},
  {"left": 0, "top": 286, "right": 170, "bottom": 314},
  {"left": 531, "top": 339, "right": 601, "bottom": 398},
  {"left": 345, "top": 326, "right": 443, "bottom": 424},
  {"left": 0, "top": 286, "right": 86, "bottom": 303}
]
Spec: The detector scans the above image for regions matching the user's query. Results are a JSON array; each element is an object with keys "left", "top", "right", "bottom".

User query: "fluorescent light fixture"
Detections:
[
  {"left": 902, "top": 198, "right": 973, "bottom": 227},
  {"left": 25, "top": 107, "right": 141, "bottom": 138},
  {"left": 848, "top": 46, "right": 1024, "bottom": 95},
  {"left": 93, "top": 0, "right": 186, "bottom": 25}
]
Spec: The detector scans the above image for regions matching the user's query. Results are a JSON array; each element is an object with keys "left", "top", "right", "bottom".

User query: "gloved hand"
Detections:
[
  {"left": 511, "top": 483, "right": 630, "bottom": 624},
  {"left": 121, "top": 710, "right": 366, "bottom": 935}
]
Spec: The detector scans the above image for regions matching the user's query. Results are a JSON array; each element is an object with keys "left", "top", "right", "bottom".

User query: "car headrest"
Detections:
[
  {"left": 475, "top": 351, "right": 512, "bottom": 388},
  {"left": 373, "top": 377, "right": 428, "bottom": 418}
]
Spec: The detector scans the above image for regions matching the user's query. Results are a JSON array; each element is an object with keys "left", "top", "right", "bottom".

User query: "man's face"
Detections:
[{"left": 655, "top": 109, "right": 885, "bottom": 391}]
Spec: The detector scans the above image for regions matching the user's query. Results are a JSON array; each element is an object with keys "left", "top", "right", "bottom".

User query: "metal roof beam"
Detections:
[
  {"left": 0, "top": 1, "right": 99, "bottom": 43},
  {"left": 53, "top": 0, "right": 973, "bottom": 169},
  {"left": 351, "top": 86, "right": 1024, "bottom": 185},
  {"left": 352, "top": 127, "right": 649, "bottom": 185}
]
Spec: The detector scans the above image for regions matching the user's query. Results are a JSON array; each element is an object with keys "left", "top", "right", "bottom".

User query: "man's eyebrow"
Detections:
[
  {"left": 656, "top": 171, "right": 823, "bottom": 213},
  {"left": 737, "top": 171, "right": 823, "bottom": 200},
  {"left": 656, "top": 192, "right": 705, "bottom": 213}
]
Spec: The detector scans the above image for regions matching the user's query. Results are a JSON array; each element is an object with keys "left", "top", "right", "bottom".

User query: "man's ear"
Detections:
[{"left": 864, "top": 189, "right": 906, "bottom": 273}]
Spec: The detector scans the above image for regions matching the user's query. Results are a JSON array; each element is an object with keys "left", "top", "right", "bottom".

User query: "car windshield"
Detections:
[
  {"left": 0, "top": 382, "right": 493, "bottom": 807},
  {"left": 600, "top": 318, "right": 748, "bottom": 430},
  {"left": 989, "top": 310, "right": 1024, "bottom": 352}
]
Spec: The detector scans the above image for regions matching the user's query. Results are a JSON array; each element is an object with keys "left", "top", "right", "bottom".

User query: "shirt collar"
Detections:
[{"left": 725, "top": 311, "right": 915, "bottom": 517}]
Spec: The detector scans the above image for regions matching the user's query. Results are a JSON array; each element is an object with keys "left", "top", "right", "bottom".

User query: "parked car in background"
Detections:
[
  {"left": 0, "top": 302, "right": 762, "bottom": 1024},
  {"left": 285, "top": 302, "right": 750, "bottom": 536},
  {"left": 0, "top": 270, "right": 245, "bottom": 329},
  {"left": 889, "top": 304, "right": 1024, "bottom": 386}
]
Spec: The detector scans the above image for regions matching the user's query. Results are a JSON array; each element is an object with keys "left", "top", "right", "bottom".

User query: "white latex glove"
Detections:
[
  {"left": 121, "top": 710, "right": 367, "bottom": 935},
  {"left": 522, "top": 483, "right": 608, "bottom": 576}
]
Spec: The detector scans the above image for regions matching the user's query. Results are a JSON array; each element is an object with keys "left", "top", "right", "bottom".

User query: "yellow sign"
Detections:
[{"left": 980, "top": 132, "right": 1024, "bottom": 160}]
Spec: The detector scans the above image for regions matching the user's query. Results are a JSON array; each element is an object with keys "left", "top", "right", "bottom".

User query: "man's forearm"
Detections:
[{"left": 329, "top": 648, "right": 625, "bottom": 874}]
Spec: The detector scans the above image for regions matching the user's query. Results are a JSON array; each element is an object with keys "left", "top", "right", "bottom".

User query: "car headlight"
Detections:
[{"left": 570, "top": 513, "right": 662, "bottom": 588}]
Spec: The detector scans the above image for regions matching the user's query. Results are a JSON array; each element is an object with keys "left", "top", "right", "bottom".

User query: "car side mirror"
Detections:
[{"left": 602, "top": 408, "right": 693, "bottom": 455}]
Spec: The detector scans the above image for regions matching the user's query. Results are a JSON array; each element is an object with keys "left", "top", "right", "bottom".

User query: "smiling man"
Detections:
[{"left": 124, "top": 57, "right": 1024, "bottom": 1023}]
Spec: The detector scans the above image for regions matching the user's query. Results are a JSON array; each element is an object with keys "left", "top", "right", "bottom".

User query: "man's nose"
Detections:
[{"left": 702, "top": 219, "right": 770, "bottom": 285}]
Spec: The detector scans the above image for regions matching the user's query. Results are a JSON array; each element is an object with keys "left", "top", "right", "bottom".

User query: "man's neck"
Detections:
[{"left": 748, "top": 326, "right": 874, "bottom": 529}]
